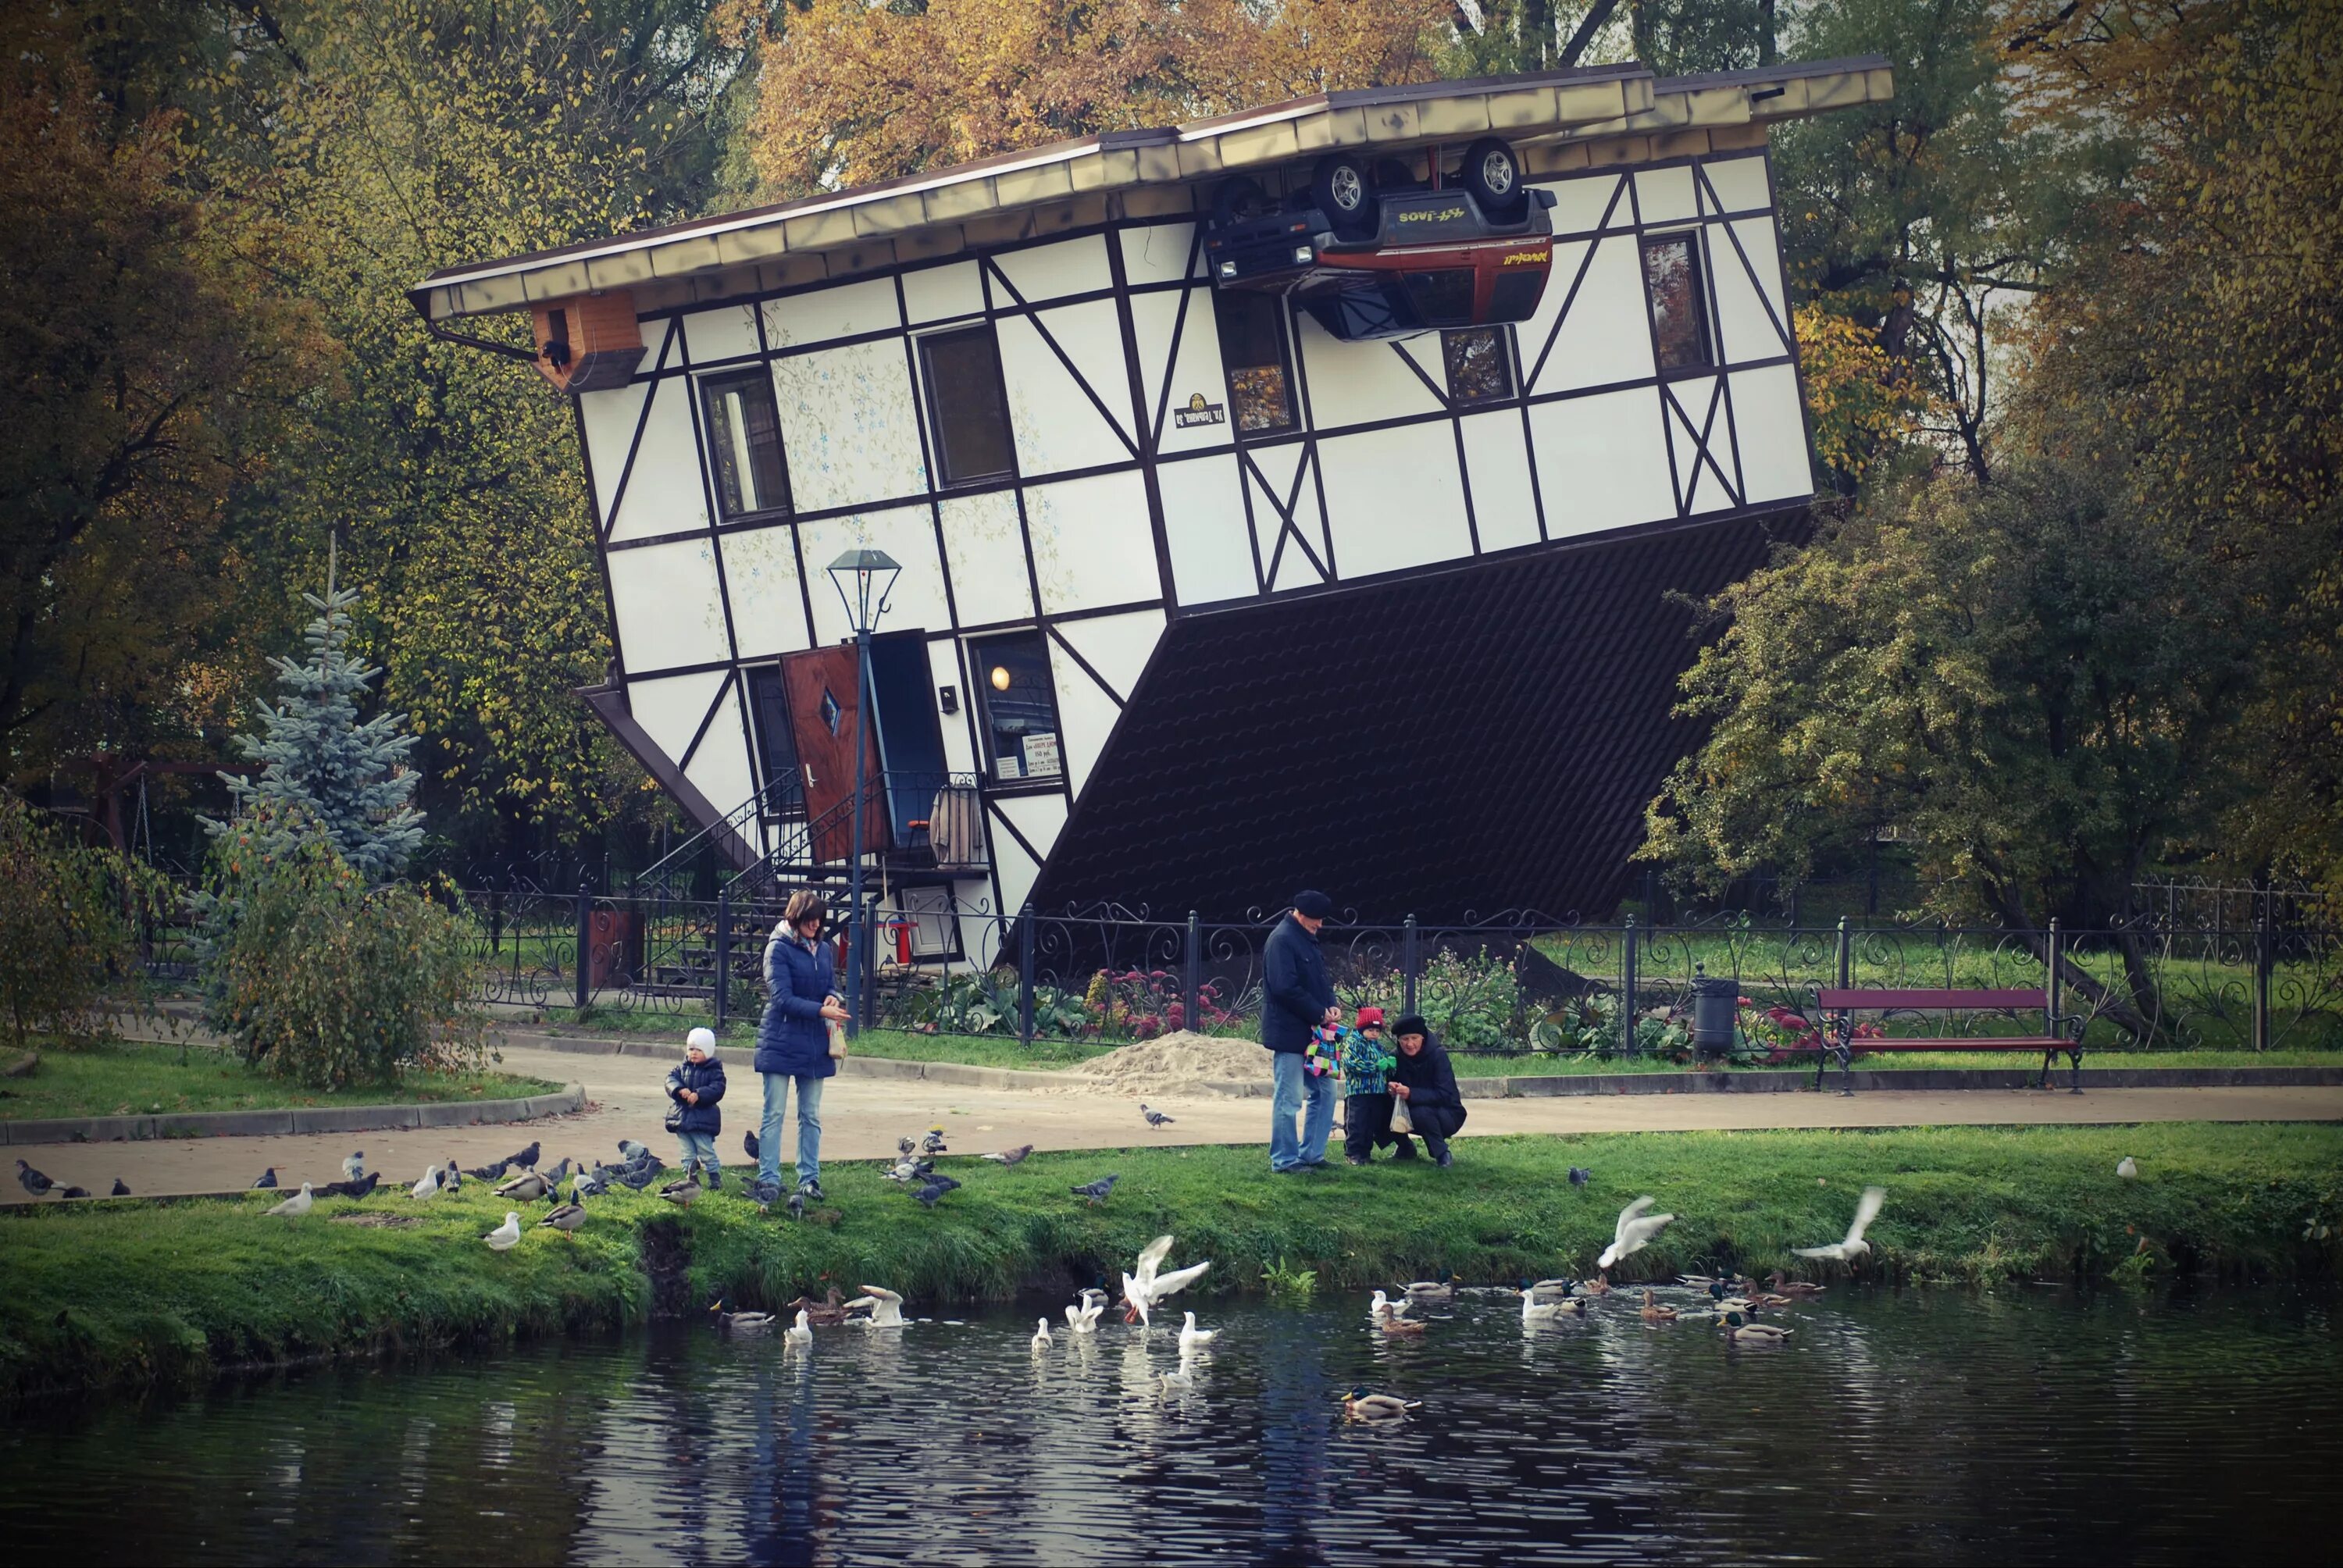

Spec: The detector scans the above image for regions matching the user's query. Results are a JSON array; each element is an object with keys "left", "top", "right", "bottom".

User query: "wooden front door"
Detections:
[{"left": 778, "top": 645, "right": 885, "bottom": 861}]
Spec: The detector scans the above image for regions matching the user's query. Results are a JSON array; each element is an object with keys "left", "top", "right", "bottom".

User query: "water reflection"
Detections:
[{"left": 3, "top": 1287, "right": 2338, "bottom": 1565}]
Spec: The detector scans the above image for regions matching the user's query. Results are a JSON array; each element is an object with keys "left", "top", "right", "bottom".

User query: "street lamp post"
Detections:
[{"left": 826, "top": 549, "right": 900, "bottom": 1037}]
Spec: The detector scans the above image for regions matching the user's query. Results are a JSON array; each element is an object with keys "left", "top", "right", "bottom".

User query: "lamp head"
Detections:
[{"left": 826, "top": 548, "right": 902, "bottom": 634}]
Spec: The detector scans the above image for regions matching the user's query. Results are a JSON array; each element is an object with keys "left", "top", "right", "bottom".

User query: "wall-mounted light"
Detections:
[
  {"left": 990, "top": 665, "right": 1012, "bottom": 693},
  {"left": 939, "top": 685, "right": 958, "bottom": 715}
]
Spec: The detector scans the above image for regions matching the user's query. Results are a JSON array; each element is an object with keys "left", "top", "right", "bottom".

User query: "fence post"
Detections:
[
  {"left": 2046, "top": 917, "right": 2062, "bottom": 1028},
  {"left": 573, "top": 881, "right": 591, "bottom": 1012},
  {"left": 1184, "top": 912, "right": 1201, "bottom": 1033},
  {"left": 1621, "top": 914, "right": 1639, "bottom": 1057},
  {"left": 1835, "top": 916, "right": 1850, "bottom": 990},
  {"left": 713, "top": 887, "right": 731, "bottom": 1030},
  {"left": 1402, "top": 914, "right": 1420, "bottom": 1017},
  {"left": 1018, "top": 902, "right": 1036, "bottom": 1047},
  {"left": 2254, "top": 886, "right": 2273, "bottom": 1053}
]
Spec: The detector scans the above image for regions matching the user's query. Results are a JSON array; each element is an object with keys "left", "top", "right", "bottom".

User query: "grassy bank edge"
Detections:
[{"left": 0, "top": 1038, "right": 569, "bottom": 1121}]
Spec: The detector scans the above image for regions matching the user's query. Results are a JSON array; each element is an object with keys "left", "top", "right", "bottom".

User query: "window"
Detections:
[
  {"left": 745, "top": 665, "right": 805, "bottom": 818},
  {"left": 1487, "top": 268, "right": 1548, "bottom": 324},
  {"left": 698, "top": 370, "right": 791, "bottom": 518},
  {"left": 1640, "top": 233, "right": 1713, "bottom": 372},
  {"left": 1401, "top": 268, "right": 1476, "bottom": 329},
  {"left": 1442, "top": 328, "right": 1514, "bottom": 404},
  {"left": 1214, "top": 290, "right": 1295, "bottom": 433},
  {"left": 919, "top": 326, "right": 1017, "bottom": 486},
  {"left": 968, "top": 632, "right": 1063, "bottom": 786}
]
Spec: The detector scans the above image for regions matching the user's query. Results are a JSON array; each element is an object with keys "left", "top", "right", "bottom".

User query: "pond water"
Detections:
[{"left": 4, "top": 1284, "right": 2337, "bottom": 1565}]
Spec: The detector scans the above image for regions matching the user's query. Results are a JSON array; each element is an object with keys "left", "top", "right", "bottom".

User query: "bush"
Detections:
[
  {"left": 203, "top": 835, "right": 490, "bottom": 1087},
  {"left": 0, "top": 793, "right": 172, "bottom": 1050}
]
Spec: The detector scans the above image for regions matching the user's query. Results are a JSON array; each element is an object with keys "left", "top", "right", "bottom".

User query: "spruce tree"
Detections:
[{"left": 207, "top": 557, "right": 423, "bottom": 881}]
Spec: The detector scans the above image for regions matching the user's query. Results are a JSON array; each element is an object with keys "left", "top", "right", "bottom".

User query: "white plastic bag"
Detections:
[{"left": 1389, "top": 1091, "right": 1413, "bottom": 1135}]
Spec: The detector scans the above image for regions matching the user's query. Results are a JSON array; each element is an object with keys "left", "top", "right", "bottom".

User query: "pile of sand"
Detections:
[{"left": 1070, "top": 1031, "right": 1273, "bottom": 1095}]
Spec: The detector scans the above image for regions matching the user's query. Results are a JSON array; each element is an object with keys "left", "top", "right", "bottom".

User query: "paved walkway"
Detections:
[{"left": 9, "top": 1041, "right": 2341, "bottom": 1203}]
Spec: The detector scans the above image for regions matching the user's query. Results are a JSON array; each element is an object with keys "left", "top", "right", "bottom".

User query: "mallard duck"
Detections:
[
  {"left": 658, "top": 1176, "right": 701, "bottom": 1209},
  {"left": 1340, "top": 1388, "right": 1421, "bottom": 1421},
  {"left": 1527, "top": 1278, "right": 1578, "bottom": 1301},
  {"left": 1795, "top": 1185, "right": 1885, "bottom": 1263},
  {"left": 1749, "top": 1291, "right": 1795, "bottom": 1309},
  {"left": 789, "top": 1286, "right": 851, "bottom": 1326},
  {"left": 710, "top": 1300, "right": 776, "bottom": 1333},
  {"left": 1721, "top": 1310, "right": 1793, "bottom": 1342},
  {"left": 1179, "top": 1311, "right": 1218, "bottom": 1353},
  {"left": 1400, "top": 1270, "right": 1456, "bottom": 1303},
  {"left": 1579, "top": 1274, "right": 1613, "bottom": 1297},
  {"left": 1379, "top": 1313, "right": 1428, "bottom": 1338},
  {"left": 538, "top": 1200, "right": 586, "bottom": 1237},
  {"left": 847, "top": 1285, "right": 905, "bottom": 1327},
  {"left": 496, "top": 1170, "right": 551, "bottom": 1203},
  {"left": 483, "top": 1211, "right": 522, "bottom": 1251},
  {"left": 786, "top": 1310, "right": 813, "bottom": 1345},
  {"left": 1767, "top": 1271, "right": 1826, "bottom": 1297},
  {"left": 1639, "top": 1288, "right": 1677, "bottom": 1324},
  {"left": 1598, "top": 1196, "right": 1676, "bottom": 1270}
]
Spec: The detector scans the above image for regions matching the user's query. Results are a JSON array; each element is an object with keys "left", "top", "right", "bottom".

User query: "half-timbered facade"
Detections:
[{"left": 415, "top": 56, "right": 1892, "bottom": 927}]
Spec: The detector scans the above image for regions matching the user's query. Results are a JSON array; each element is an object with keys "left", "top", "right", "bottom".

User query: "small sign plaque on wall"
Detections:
[
  {"left": 1173, "top": 393, "right": 1227, "bottom": 429},
  {"left": 1022, "top": 732, "right": 1063, "bottom": 777}
]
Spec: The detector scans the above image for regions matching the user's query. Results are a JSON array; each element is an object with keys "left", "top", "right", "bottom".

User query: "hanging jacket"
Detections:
[{"left": 755, "top": 928, "right": 840, "bottom": 1078}]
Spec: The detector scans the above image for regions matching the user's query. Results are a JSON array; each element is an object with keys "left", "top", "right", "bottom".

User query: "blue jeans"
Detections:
[
  {"left": 675, "top": 1130, "right": 722, "bottom": 1179},
  {"left": 1269, "top": 1052, "right": 1336, "bottom": 1171},
  {"left": 758, "top": 1072, "right": 826, "bottom": 1188}
]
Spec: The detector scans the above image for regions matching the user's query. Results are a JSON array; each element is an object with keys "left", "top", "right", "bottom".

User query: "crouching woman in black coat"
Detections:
[{"left": 1387, "top": 1014, "right": 1467, "bottom": 1167}]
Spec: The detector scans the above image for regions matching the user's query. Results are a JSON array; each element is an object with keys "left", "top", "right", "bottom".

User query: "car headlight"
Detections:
[
  {"left": 1293, "top": 246, "right": 1314, "bottom": 263},
  {"left": 1218, "top": 260, "right": 1237, "bottom": 277}
]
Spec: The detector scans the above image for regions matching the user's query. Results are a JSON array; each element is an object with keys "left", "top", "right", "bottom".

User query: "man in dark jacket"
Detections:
[
  {"left": 667, "top": 1027, "right": 729, "bottom": 1187},
  {"left": 1262, "top": 890, "right": 1341, "bottom": 1172},
  {"left": 1387, "top": 1014, "right": 1467, "bottom": 1167}
]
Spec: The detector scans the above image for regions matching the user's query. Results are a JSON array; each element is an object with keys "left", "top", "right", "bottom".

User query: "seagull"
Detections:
[
  {"left": 1568, "top": 1167, "right": 1592, "bottom": 1187},
  {"left": 341, "top": 1150, "right": 366, "bottom": 1181},
  {"left": 495, "top": 1170, "right": 550, "bottom": 1203},
  {"left": 1158, "top": 1366, "right": 1196, "bottom": 1392},
  {"left": 509, "top": 1140, "right": 541, "bottom": 1170},
  {"left": 251, "top": 1167, "right": 278, "bottom": 1190},
  {"left": 659, "top": 1176, "right": 701, "bottom": 1209},
  {"left": 1521, "top": 1283, "right": 1575, "bottom": 1325},
  {"left": 744, "top": 1130, "right": 760, "bottom": 1161},
  {"left": 1031, "top": 1317, "right": 1054, "bottom": 1351},
  {"left": 1178, "top": 1312, "right": 1218, "bottom": 1354},
  {"left": 1065, "top": 1288, "right": 1107, "bottom": 1333},
  {"left": 1071, "top": 1174, "right": 1118, "bottom": 1206},
  {"left": 265, "top": 1182, "right": 315, "bottom": 1218},
  {"left": 847, "top": 1285, "right": 906, "bottom": 1327},
  {"left": 922, "top": 1127, "right": 948, "bottom": 1154},
  {"left": 484, "top": 1210, "right": 522, "bottom": 1251},
  {"left": 409, "top": 1165, "right": 443, "bottom": 1201},
  {"left": 2117, "top": 1156, "right": 2138, "bottom": 1179},
  {"left": 110, "top": 1178, "right": 130, "bottom": 1196},
  {"left": 1596, "top": 1196, "right": 1676, "bottom": 1270},
  {"left": 1122, "top": 1235, "right": 1211, "bottom": 1324},
  {"left": 983, "top": 1145, "right": 1035, "bottom": 1166},
  {"left": 787, "top": 1310, "right": 814, "bottom": 1346},
  {"left": 16, "top": 1159, "right": 55, "bottom": 1198},
  {"left": 1368, "top": 1289, "right": 1413, "bottom": 1322},
  {"left": 1140, "top": 1104, "right": 1176, "bottom": 1128},
  {"left": 1795, "top": 1185, "right": 1887, "bottom": 1263},
  {"left": 539, "top": 1199, "right": 587, "bottom": 1237},
  {"left": 911, "top": 1174, "right": 961, "bottom": 1209}
]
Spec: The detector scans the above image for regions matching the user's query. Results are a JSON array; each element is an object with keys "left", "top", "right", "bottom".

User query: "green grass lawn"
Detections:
[
  {"left": 0, "top": 1039, "right": 566, "bottom": 1121},
  {"left": 6, "top": 1121, "right": 2338, "bottom": 1398}
]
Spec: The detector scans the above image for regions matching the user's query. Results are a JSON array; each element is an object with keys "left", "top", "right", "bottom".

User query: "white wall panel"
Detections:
[
  {"left": 987, "top": 803, "right": 1044, "bottom": 920},
  {"left": 937, "top": 489, "right": 1034, "bottom": 625},
  {"left": 610, "top": 539, "right": 731, "bottom": 672},
  {"left": 1728, "top": 363, "right": 1813, "bottom": 504},
  {"left": 719, "top": 526, "right": 811, "bottom": 660},
  {"left": 1711, "top": 219, "right": 1792, "bottom": 364},
  {"left": 606, "top": 377, "right": 711, "bottom": 543},
  {"left": 772, "top": 339, "right": 929, "bottom": 512},
  {"left": 1318, "top": 420, "right": 1471, "bottom": 580},
  {"left": 623, "top": 668, "right": 731, "bottom": 768},
  {"left": 761, "top": 275, "right": 901, "bottom": 347},
  {"left": 993, "top": 791, "right": 1068, "bottom": 868},
  {"left": 1053, "top": 608, "right": 1164, "bottom": 704},
  {"left": 682, "top": 302, "right": 760, "bottom": 365},
  {"left": 1157, "top": 453, "right": 1254, "bottom": 604},
  {"left": 1045, "top": 636, "right": 1120, "bottom": 800},
  {"left": 1665, "top": 376, "right": 1741, "bottom": 514},
  {"left": 1039, "top": 300, "right": 1138, "bottom": 445},
  {"left": 997, "top": 307, "right": 1132, "bottom": 476},
  {"left": 1545, "top": 171, "right": 1628, "bottom": 236},
  {"left": 797, "top": 504, "right": 951, "bottom": 646},
  {"left": 1529, "top": 235, "right": 1654, "bottom": 394},
  {"left": 926, "top": 637, "right": 978, "bottom": 772},
  {"left": 1130, "top": 287, "right": 1233, "bottom": 457},
  {"left": 993, "top": 234, "right": 1111, "bottom": 304},
  {"left": 1510, "top": 237, "right": 1579, "bottom": 387},
  {"left": 1699, "top": 153, "right": 1772, "bottom": 215},
  {"left": 578, "top": 381, "right": 649, "bottom": 526},
  {"left": 1459, "top": 409, "right": 1541, "bottom": 551},
  {"left": 1296, "top": 315, "right": 1445, "bottom": 430},
  {"left": 1119, "top": 222, "right": 1198, "bottom": 286},
  {"left": 1528, "top": 386, "right": 1676, "bottom": 538},
  {"left": 1725, "top": 217, "right": 1790, "bottom": 346},
  {"left": 902, "top": 260, "right": 983, "bottom": 325},
  {"left": 1636, "top": 166, "right": 1699, "bottom": 224},
  {"left": 682, "top": 693, "right": 757, "bottom": 819},
  {"left": 1025, "top": 469, "right": 1157, "bottom": 615}
]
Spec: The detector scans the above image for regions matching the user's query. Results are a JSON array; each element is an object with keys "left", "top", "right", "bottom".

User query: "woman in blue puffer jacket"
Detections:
[{"left": 755, "top": 889, "right": 850, "bottom": 1199}]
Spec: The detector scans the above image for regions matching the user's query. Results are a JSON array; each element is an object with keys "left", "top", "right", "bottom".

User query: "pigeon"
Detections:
[
  {"left": 743, "top": 1130, "right": 760, "bottom": 1161},
  {"left": 539, "top": 1199, "right": 587, "bottom": 1237},
  {"left": 110, "top": 1178, "right": 130, "bottom": 1197},
  {"left": 618, "top": 1139, "right": 651, "bottom": 1162},
  {"left": 1795, "top": 1185, "right": 1888, "bottom": 1263},
  {"left": 748, "top": 1175, "right": 782, "bottom": 1212},
  {"left": 265, "top": 1182, "right": 316, "bottom": 1218},
  {"left": 982, "top": 1145, "right": 1035, "bottom": 1166},
  {"left": 443, "top": 1161, "right": 462, "bottom": 1193},
  {"left": 911, "top": 1174, "right": 961, "bottom": 1210},
  {"left": 1568, "top": 1167, "right": 1592, "bottom": 1187},
  {"left": 16, "top": 1159, "right": 55, "bottom": 1198},
  {"left": 885, "top": 1156, "right": 934, "bottom": 1183},
  {"left": 2117, "top": 1156, "right": 2138, "bottom": 1179},
  {"left": 510, "top": 1140, "right": 541, "bottom": 1170},
  {"left": 1071, "top": 1174, "right": 1118, "bottom": 1206},
  {"left": 575, "top": 1165, "right": 610, "bottom": 1197},
  {"left": 483, "top": 1210, "right": 522, "bottom": 1251},
  {"left": 1596, "top": 1196, "right": 1677, "bottom": 1270},
  {"left": 897, "top": 1135, "right": 918, "bottom": 1159},
  {"left": 544, "top": 1156, "right": 573, "bottom": 1187},
  {"left": 615, "top": 1162, "right": 661, "bottom": 1192},
  {"left": 495, "top": 1170, "right": 551, "bottom": 1203},
  {"left": 61, "top": 1185, "right": 91, "bottom": 1199},
  {"left": 465, "top": 1159, "right": 512, "bottom": 1181},
  {"left": 251, "top": 1167, "right": 279, "bottom": 1190},
  {"left": 341, "top": 1150, "right": 366, "bottom": 1181},
  {"left": 659, "top": 1176, "right": 701, "bottom": 1208},
  {"left": 322, "top": 1172, "right": 382, "bottom": 1200},
  {"left": 1141, "top": 1104, "right": 1176, "bottom": 1128},
  {"left": 922, "top": 1127, "right": 948, "bottom": 1155},
  {"left": 786, "top": 1188, "right": 807, "bottom": 1223},
  {"left": 410, "top": 1165, "right": 444, "bottom": 1201}
]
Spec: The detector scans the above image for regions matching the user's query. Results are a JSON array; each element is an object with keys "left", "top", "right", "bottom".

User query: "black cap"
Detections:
[
  {"left": 1293, "top": 889, "right": 1334, "bottom": 920},
  {"left": 1392, "top": 1014, "right": 1430, "bottom": 1040}
]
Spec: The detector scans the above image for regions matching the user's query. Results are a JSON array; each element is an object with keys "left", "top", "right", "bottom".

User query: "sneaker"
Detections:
[
  {"left": 706, "top": 1167, "right": 724, "bottom": 1191},
  {"left": 1435, "top": 1150, "right": 1454, "bottom": 1169},
  {"left": 797, "top": 1178, "right": 826, "bottom": 1202},
  {"left": 1390, "top": 1139, "right": 1418, "bottom": 1161},
  {"left": 1270, "top": 1164, "right": 1311, "bottom": 1175},
  {"left": 1346, "top": 1155, "right": 1371, "bottom": 1167}
]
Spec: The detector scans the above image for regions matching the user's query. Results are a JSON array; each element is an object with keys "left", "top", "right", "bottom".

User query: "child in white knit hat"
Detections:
[{"left": 665, "top": 1026, "right": 728, "bottom": 1188}]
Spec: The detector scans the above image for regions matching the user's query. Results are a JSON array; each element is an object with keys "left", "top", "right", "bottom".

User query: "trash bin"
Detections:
[{"left": 1692, "top": 967, "right": 1738, "bottom": 1057}]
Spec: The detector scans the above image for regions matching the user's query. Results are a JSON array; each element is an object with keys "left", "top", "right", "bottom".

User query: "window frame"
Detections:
[
  {"left": 916, "top": 323, "right": 1020, "bottom": 489},
  {"left": 744, "top": 663, "right": 808, "bottom": 822},
  {"left": 965, "top": 629, "right": 1067, "bottom": 793},
  {"left": 695, "top": 367, "right": 794, "bottom": 522},
  {"left": 1639, "top": 230, "right": 1717, "bottom": 376},
  {"left": 1439, "top": 326, "right": 1517, "bottom": 405},
  {"left": 1212, "top": 289, "right": 1300, "bottom": 439}
]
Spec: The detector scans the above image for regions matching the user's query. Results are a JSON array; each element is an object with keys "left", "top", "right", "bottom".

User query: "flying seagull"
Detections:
[
  {"left": 1795, "top": 1185, "right": 1886, "bottom": 1263},
  {"left": 1596, "top": 1196, "right": 1676, "bottom": 1270}
]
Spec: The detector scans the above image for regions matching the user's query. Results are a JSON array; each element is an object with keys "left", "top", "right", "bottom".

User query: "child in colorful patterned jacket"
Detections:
[{"left": 1332, "top": 1007, "right": 1399, "bottom": 1164}]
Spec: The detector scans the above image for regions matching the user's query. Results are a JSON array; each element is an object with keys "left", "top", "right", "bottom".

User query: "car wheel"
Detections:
[
  {"left": 1461, "top": 137, "right": 1526, "bottom": 221},
  {"left": 1311, "top": 154, "right": 1376, "bottom": 239},
  {"left": 1211, "top": 176, "right": 1271, "bottom": 230}
]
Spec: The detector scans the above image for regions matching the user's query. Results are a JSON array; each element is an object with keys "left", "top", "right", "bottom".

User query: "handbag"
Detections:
[
  {"left": 827, "top": 1018, "right": 849, "bottom": 1060},
  {"left": 1388, "top": 1090, "right": 1413, "bottom": 1135}
]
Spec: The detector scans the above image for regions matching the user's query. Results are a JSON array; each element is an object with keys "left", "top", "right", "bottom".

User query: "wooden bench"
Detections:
[{"left": 1796, "top": 987, "right": 2082, "bottom": 1095}]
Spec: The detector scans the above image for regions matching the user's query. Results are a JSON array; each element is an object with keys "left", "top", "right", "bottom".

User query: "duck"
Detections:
[
  {"left": 1748, "top": 1291, "right": 1796, "bottom": 1310},
  {"left": 711, "top": 1300, "right": 776, "bottom": 1333},
  {"left": 847, "top": 1285, "right": 906, "bottom": 1327},
  {"left": 658, "top": 1176, "right": 701, "bottom": 1209},
  {"left": 788, "top": 1287, "right": 851, "bottom": 1326},
  {"left": 1178, "top": 1311, "right": 1218, "bottom": 1354},
  {"left": 264, "top": 1181, "right": 315, "bottom": 1218},
  {"left": 1378, "top": 1313, "right": 1428, "bottom": 1338},
  {"left": 1795, "top": 1185, "right": 1886, "bottom": 1263},
  {"left": 786, "top": 1310, "right": 814, "bottom": 1345},
  {"left": 1597, "top": 1196, "right": 1676, "bottom": 1270},
  {"left": 1065, "top": 1288, "right": 1108, "bottom": 1334},
  {"left": 1399, "top": 1270, "right": 1457, "bottom": 1303},
  {"left": 538, "top": 1199, "right": 587, "bottom": 1238},
  {"left": 1767, "top": 1271, "right": 1827, "bottom": 1297},
  {"left": 1340, "top": 1388, "right": 1421, "bottom": 1421},
  {"left": 1527, "top": 1278, "right": 1578, "bottom": 1301},
  {"left": 483, "top": 1211, "right": 522, "bottom": 1251},
  {"left": 1639, "top": 1288, "right": 1678, "bottom": 1324},
  {"left": 1721, "top": 1310, "right": 1794, "bottom": 1343},
  {"left": 1031, "top": 1317, "right": 1054, "bottom": 1351},
  {"left": 1521, "top": 1281, "right": 1584, "bottom": 1325},
  {"left": 495, "top": 1169, "right": 551, "bottom": 1203},
  {"left": 1578, "top": 1274, "right": 1613, "bottom": 1298}
]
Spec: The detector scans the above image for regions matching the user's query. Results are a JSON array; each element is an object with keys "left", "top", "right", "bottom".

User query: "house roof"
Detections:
[{"left": 412, "top": 54, "right": 1891, "bottom": 324}]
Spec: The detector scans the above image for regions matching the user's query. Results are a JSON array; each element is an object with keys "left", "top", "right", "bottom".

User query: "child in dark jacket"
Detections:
[
  {"left": 1335, "top": 1007, "right": 1399, "bottom": 1164},
  {"left": 667, "top": 1026, "right": 728, "bottom": 1187}
]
